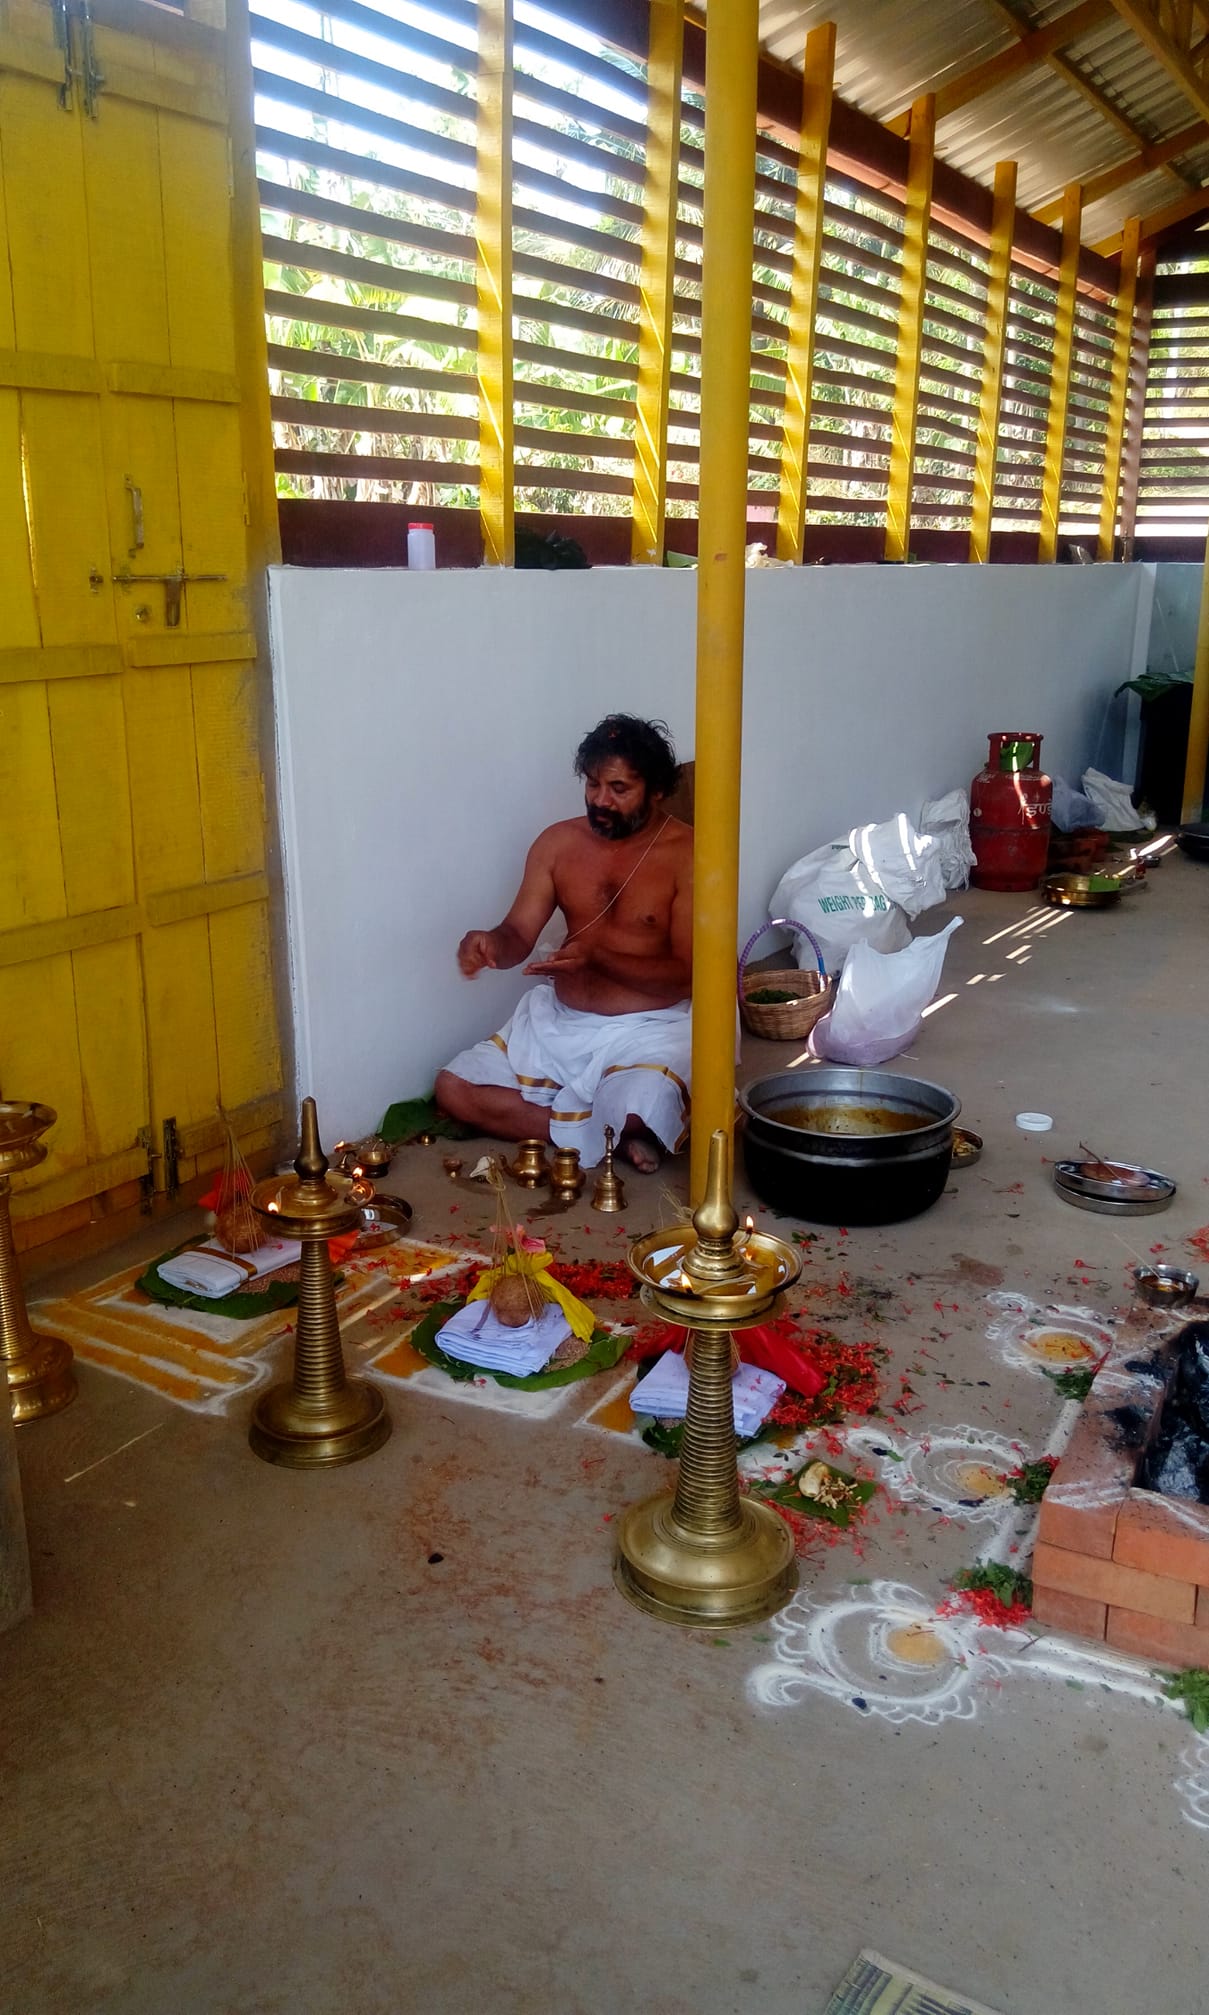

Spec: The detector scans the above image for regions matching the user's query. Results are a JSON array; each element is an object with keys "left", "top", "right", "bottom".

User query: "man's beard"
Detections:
[{"left": 587, "top": 797, "right": 651, "bottom": 840}]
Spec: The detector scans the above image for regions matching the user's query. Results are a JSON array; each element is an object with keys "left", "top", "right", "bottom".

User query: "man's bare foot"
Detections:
[{"left": 619, "top": 1120, "right": 661, "bottom": 1173}]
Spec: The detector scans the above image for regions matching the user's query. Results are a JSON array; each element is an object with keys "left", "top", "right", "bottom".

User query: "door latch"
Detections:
[
  {"left": 162, "top": 1116, "right": 180, "bottom": 1202},
  {"left": 111, "top": 567, "right": 227, "bottom": 627},
  {"left": 54, "top": 0, "right": 104, "bottom": 116}
]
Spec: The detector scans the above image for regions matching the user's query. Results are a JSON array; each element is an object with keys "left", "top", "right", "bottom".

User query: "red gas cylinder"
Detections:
[{"left": 970, "top": 732, "right": 1053, "bottom": 892}]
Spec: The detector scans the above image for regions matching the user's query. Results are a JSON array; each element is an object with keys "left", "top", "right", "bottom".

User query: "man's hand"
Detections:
[
  {"left": 458, "top": 929, "right": 498, "bottom": 978},
  {"left": 524, "top": 939, "right": 589, "bottom": 978}
]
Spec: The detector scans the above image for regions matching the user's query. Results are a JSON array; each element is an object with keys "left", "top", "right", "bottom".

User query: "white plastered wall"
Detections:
[{"left": 269, "top": 561, "right": 1145, "bottom": 1136}]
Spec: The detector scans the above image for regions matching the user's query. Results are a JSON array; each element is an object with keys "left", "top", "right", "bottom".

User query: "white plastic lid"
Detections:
[{"left": 1015, "top": 1111, "right": 1053, "bottom": 1132}]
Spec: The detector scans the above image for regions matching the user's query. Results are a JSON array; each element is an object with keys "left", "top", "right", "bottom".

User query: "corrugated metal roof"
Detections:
[{"left": 701, "top": 0, "right": 1209, "bottom": 246}]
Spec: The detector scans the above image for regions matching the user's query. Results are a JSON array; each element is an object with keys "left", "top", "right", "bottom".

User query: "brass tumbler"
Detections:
[
  {"left": 247, "top": 1096, "right": 390, "bottom": 1468},
  {"left": 614, "top": 1129, "right": 799, "bottom": 1628},
  {"left": 0, "top": 1103, "right": 76, "bottom": 1425},
  {"left": 549, "top": 1146, "right": 584, "bottom": 1202}
]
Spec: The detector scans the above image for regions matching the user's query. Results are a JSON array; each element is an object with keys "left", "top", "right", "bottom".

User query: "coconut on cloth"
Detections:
[{"left": 465, "top": 1239, "right": 598, "bottom": 1343}]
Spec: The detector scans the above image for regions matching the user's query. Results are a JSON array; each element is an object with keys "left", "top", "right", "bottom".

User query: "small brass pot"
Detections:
[{"left": 512, "top": 1139, "right": 550, "bottom": 1189}]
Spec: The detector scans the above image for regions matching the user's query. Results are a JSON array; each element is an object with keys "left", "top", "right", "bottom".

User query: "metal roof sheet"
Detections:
[{"left": 700, "top": 0, "right": 1209, "bottom": 245}]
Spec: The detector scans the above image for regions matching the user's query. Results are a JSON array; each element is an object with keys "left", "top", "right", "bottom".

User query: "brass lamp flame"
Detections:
[
  {"left": 0, "top": 1103, "right": 77, "bottom": 1424},
  {"left": 614, "top": 1129, "right": 800, "bottom": 1628},
  {"left": 247, "top": 1096, "right": 391, "bottom": 1469}
]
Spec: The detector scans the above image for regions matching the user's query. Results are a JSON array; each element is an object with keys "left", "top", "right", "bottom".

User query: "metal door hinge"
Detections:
[
  {"left": 162, "top": 1116, "right": 180, "bottom": 1201},
  {"left": 54, "top": 0, "right": 105, "bottom": 116}
]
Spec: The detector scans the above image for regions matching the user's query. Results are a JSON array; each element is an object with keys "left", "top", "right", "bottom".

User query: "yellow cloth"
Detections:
[{"left": 465, "top": 1249, "right": 597, "bottom": 1342}]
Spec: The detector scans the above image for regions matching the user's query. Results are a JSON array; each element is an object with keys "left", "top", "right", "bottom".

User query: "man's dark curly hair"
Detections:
[{"left": 573, "top": 715, "right": 680, "bottom": 799}]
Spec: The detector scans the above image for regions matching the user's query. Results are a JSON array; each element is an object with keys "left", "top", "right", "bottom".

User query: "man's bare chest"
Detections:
[{"left": 554, "top": 851, "right": 674, "bottom": 937}]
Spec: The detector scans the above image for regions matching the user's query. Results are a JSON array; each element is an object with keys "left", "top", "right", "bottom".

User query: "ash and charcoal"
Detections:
[{"left": 1137, "top": 1322, "right": 1209, "bottom": 1503}]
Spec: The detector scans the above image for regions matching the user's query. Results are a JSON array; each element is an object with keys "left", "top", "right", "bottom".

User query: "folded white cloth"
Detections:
[
  {"left": 629, "top": 1349, "right": 786, "bottom": 1436},
  {"left": 436, "top": 1297, "right": 570, "bottom": 1375},
  {"left": 157, "top": 1236, "right": 302, "bottom": 1299}
]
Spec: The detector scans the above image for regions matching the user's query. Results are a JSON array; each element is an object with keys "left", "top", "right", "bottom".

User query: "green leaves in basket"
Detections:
[
  {"left": 410, "top": 1301, "right": 626, "bottom": 1389},
  {"left": 745, "top": 987, "right": 803, "bottom": 1005}
]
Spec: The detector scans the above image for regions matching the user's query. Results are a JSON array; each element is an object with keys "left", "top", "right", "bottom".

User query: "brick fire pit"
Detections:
[{"left": 1034, "top": 1333, "right": 1209, "bottom": 1669}]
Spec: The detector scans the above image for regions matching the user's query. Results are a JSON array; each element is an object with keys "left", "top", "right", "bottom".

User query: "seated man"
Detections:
[{"left": 436, "top": 715, "right": 692, "bottom": 1171}]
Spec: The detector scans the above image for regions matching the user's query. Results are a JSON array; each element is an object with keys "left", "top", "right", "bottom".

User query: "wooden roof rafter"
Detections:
[
  {"left": 885, "top": 0, "right": 1114, "bottom": 135},
  {"left": 1104, "top": 0, "right": 1209, "bottom": 124}
]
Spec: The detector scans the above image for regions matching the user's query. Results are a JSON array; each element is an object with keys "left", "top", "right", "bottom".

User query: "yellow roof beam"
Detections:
[
  {"left": 886, "top": 0, "right": 1113, "bottom": 134},
  {"left": 1105, "top": 0, "right": 1209, "bottom": 125},
  {"left": 1034, "top": 117, "right": 1207, "bottom": 219}
]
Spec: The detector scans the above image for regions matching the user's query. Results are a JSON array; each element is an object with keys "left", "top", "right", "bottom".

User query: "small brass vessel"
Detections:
[
  {"left": 549, "top": 1145, "right": 584, "bottom": 1202},
  {"left": 591, "top": 1126, "right": 626, "bottom": 1214},
  {"left": 614, "top": 1128, "right": 800, "bottom": 1628},
  {"left": 357, "top": 1133, "right": 393, "bottom": 1179},
  {"left": 512, "top": 1139, "right": 550, "bottom": 1189},
  {"left": 0, "top": 1102, "right": 77, "bottom": 1424},
  {"left": 247, "top": 1096, "right": 391, "bottom": 1469}
]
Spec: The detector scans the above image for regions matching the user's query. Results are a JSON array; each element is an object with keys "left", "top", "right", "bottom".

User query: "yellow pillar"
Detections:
[
  {"left": 884, "top": 95, "right": 935, "bottom": 564},
  {"left": 775, "top": 20, "right": 835, "bottom": 563},
  {"left": 476, "top": 0, "right": 515, "bottom": 566},
  {"left": 1183, "top": 544, "right": 1209, "bottom": 823},
  {"left": 1039, "top": 181, "right": 1083, "bottom": 564},
  {"left": 689, "top": 0, "right": 759, "bottom": 1204},
  {"left": 631, "top": 0, "right": 684, "bottom": 565},
  {"left": 969, "top": 160, "right": 1017, "bottom": 564},
  {"left": 1098, "top": 216, "right": 1141, "bottom": 562}
]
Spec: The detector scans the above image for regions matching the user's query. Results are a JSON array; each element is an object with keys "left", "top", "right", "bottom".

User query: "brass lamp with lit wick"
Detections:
[
  {"left": 0, "top": 1102, "right": 77, "bottom": 1424},
  {"left": 616, "top": 1128, "right": 800, "bottom": 1627},
  {"left": 247, "top": 1096, "right": 391, "bottom": 1468}
]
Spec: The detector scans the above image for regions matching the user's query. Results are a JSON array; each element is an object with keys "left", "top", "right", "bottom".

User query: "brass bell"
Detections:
[
  {"left": 591, "top": 1126, "right": 626, "bottom": 1214},
  {"left": 549, "top": 1145, "right": 584, "bottom": 1202},
  {"left": 511, "top": 1139, "right": 550, "bottom": 1189}
]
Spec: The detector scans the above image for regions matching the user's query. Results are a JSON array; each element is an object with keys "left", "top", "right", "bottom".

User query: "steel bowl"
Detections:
[
  {"left": 1132, "top": 1264, "right": 1199, "bottom": 1309},
  {"left": 739, "top": 1067, "right": 961, "bottom": 1226}
]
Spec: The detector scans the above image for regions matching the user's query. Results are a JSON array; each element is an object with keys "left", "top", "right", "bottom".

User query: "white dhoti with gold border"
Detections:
[{"left": 443, "top": 981, "right": 691, "bottom": 1168}]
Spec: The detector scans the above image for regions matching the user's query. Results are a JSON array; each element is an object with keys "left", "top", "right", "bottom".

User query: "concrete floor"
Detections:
[{"left": 3, "top": 860, "right": 1209, "bottom": 2015}]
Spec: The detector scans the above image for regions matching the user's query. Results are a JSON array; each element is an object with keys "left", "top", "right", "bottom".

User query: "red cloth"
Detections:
[{"left": 639, "top": 1319, "right": 826, "bottom": 1401}]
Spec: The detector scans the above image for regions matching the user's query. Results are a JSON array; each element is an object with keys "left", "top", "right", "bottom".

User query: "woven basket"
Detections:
[{"left": 738, "top": 917, "right": 834, "bottom": 1041}]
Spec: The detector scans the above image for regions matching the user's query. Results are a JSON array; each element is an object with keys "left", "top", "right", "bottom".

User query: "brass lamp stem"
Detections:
[{"left": 670, "top": 1326, "right": 743, "bottom": 1537}]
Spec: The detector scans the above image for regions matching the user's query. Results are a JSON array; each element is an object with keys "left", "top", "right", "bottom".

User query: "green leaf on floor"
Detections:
[{"left": 1164, "top": 1667, "right": 1209, "bottom": 1733}]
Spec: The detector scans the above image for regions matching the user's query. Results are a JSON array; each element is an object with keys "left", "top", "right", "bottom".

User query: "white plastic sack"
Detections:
[
  {"left": 1050, "top": 776, "right": 1102, "bottom": 832},
  {"left": 848, "top": 815, "right": 947, "bottom": 917},
  {"left": 919, "top": 791, "right": 976, "bottom": 891},
  {"left": 812, "top": 917, "right": 963, "bottom": 1068},
  {"left": 1081, "top": 767, "right": 1155, "bottom": 833},
  {"left": 769, "top": 840, "right": 910, "bottom": 972}
]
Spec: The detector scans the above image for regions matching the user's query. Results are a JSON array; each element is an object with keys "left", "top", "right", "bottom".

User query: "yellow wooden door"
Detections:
[{"left": 0, "top": 0, "right": 282, "bottom": 1250}]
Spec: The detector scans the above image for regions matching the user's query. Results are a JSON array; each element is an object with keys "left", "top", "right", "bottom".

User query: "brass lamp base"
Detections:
[
  {"left": 615, "top": 1490, "right": 797, "bottom": 1627},
  {"left": 0, "top": 1103, "right": 77, "bottom": 1425},
  {"left": 248, "top": 1377, "right": 390, "bottom": 1470}
]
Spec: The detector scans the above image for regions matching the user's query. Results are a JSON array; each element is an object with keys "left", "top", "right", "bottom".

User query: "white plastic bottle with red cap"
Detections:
[{"left": 407, "top": 522, "right": 436, "bottom": 570}]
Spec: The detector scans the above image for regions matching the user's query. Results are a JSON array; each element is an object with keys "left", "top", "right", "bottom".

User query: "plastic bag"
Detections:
[
  {"left": 811, "top": 917, "right": 963, "bottom": 1067},
  {"left": 848, "top": 815, "right": 947, "bottom": 917},
  {"left": 769, "top": 840, "right": 911, "bottom": 973},
  {"left": 1081, "top": 768, "right": 1155, "bottom": 833},
  {"left": 1050, "top": 776, "right": 1102, "bottom": 833},
  {"left": 919, "top": 791, "right": 976, "bottom": 890}
]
